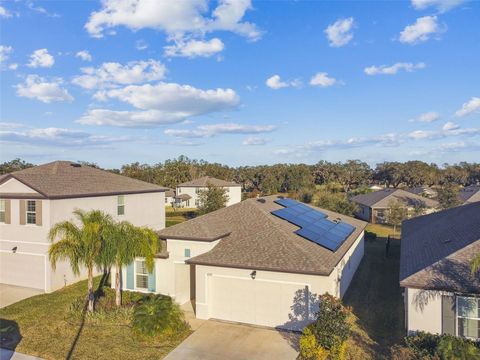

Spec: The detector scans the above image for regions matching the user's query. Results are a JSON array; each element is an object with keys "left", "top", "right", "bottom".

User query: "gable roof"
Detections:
[
  {"left": 0, "top": 161, "right": 166, "bottom": 199},
  {"left": 351, "top": 188, "right": 438, "bottom": 208},
  {"left": 406, "top": 186, "right": 437, "bottom": 197},
  {"left": 399, "top": 202, "right": 480, "bottom": 293},
  {"left": 158, "top": 196, "right": 367, "bottom": 276},
  {"left": 177, "top": 176, "right": 240, "bottom": 188},
  {"left": 458, "top": 185, "right": 480, "bottom": 204}
]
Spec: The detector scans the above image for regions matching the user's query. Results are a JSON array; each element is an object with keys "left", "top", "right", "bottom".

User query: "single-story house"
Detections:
[
  {"left": 175, "top": 176, "right": 241, "bottom": 208},
  {"left": 114, "top": 195, "right": 367, "bottom": 331},
  {"left": 351, "top": 188, "right": 439, "bottom": 224},
  {"left": 406, "top": 186, "right": 438, "bottom": 199},
  {"left": 400, "top": 202, "right": 480, "bottom": 340},
  {"left": 0, "top": 161, "right": 166, "bottom": 292},
  {"left": 458, "top": 185, "right": 480, "bottom": 205}
]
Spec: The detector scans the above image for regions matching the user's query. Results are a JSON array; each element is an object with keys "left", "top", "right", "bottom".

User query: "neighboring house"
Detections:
[
  {"left": 165, "top": 188, "right": 175, "bottom": 207},
  {"left": 0, "top": 161, "right": 166, "bottom": 293},
  {"left": 351, "top": 188, "right": 439, "bottom": 224},
  {"left": 399, "top": 202, "right": 480, "bottom": 340},
  {"left": 114, "top": 195, "right": 367, "bottom": 331},
  {"left": 458, "top": 185, "right": 480, "bottom": 205},
  {"left": 174, "top": 176, "right": 241, "bottom": 208},
  {"left": 368, "top": 184, "right": 384, "bottom": 191},
  {"left": 406, "top": 186, "right": 438, "bottom": 199}
]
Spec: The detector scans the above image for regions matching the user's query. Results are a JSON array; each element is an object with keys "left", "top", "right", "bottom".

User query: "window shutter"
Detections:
[
  {"left": 35, "top": 200, "right": 42, "bottom": 226},
  {"left": 442, "top": 295, "right": 456, "bottom": 335},
  {"left": 126, "top": 262, "right": 134, "bottom": 290},
  {"left": 4, "top": 200, "right": 11, "bottom": 224},
  {"left": 148, "top": 263, "right": 156, "bottom": 292},
  {"left": 19, "top": 200, "right": 26, "bottom": 225}
]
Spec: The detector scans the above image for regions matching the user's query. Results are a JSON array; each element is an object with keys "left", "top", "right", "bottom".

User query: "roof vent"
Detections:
[
  {"left": 70, "top": 163, "right": 81, "bottom": 167},
  {"left": 277, "top": 195, "right": 285, "bottom": 199},
  {"left": 257, "top": 198, "right": 266, "bottom": 203}
]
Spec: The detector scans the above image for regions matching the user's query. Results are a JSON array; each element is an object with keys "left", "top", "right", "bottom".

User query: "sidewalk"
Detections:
[{"left": 0, "top": 349, "right": 43, "bottom": 360}]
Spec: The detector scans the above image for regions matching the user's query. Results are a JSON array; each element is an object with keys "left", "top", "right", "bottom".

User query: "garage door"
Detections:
[
  {"left": 0, "top": 252, "right": 45, "bottom": 290},
  {"left": 209, "top": 275, "right": 312, "bottom": 331}
]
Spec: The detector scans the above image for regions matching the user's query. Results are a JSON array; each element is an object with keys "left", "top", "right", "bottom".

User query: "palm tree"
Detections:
[
  {"left": 102, "top": 221, "right": 158, "bottom": 307},
  {"left": 48, "top": 209, "right": 112, "bottom": 312}
]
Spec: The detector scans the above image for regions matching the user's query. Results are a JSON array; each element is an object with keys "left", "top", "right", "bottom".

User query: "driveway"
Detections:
[
  {"left": 0, "top": 284, "right": 43, "bottom": 309},
  {"left": 164, "top": 320, "right": 299, "bottom": 360}
]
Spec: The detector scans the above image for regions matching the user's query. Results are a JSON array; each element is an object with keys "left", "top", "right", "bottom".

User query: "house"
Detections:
[
  {"left": 0, "top": 161, "right": 166, "bottom": 293},
  {"left": 406, "top": 186, "right": 438, "bottom": 199},
  {"left": 458, "top": 185, "right": 480, "bottom": 205},
  {"left": 165, "top": 188, "right": 175, "bottom": 207},
  {"left": 114, "top": 195, "right": 367, "bottom": 331},
  {"left": 174, "top": 176, "right": 241, "bottom": 208},
  {"left": 399, "top": 202, "right": 480, "bottom": 340},
  {"left": 351, "top": 188, "right": 439, "bottom": 224}
]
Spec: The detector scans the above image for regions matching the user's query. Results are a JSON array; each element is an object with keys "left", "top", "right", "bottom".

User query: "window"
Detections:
[
  {"left": 195, "top": 188, "right": 200, "bottom": 194},
  {"left": 117, "top": 195, "right": 125, "bottom": 215},
  {"left": 26, "top": 200, "right": 36, "bottom": 224},
  {"left": 457, "top": 296, "right": 480, "bottom": 339},
  {"left": 184, "top": 248, "right": 191, "bottom": 258},
  {"left": 165, "top": 197, "right": 168, "bottom": 204},
  {"left": 135, "top": 260, "right": 148, "bottom": 290},
  {"left": 0, "top": 200, "right": 5, "bottom": 223},
  {"left": 178, "top": 188, "right": 181, "bottom": 194}
]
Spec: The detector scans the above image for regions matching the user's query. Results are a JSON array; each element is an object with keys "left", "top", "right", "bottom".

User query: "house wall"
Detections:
[
  {"left": 406, "top": 288, "right": 444, "bottom": 335},
  {"left": 176, "top": 185, "right": 241, "bottom": 208},
  {"left": 354, "top": 204, "right": 371, "bottom": 222}
]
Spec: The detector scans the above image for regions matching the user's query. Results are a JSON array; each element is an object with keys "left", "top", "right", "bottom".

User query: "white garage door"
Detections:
[
  {"left": 0, "top": 252, "right": 45, "bottom": 290},
  {"left": 209, "top": 275, "right": 311, "bottom": 331}
]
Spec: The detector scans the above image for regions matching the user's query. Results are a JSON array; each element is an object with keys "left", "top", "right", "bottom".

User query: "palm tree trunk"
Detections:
[
  {"left": 87, "top": 267, "right": 94, "bottom": 312},
  {"left": 115, "top": 263, "right": 122, "bottom": 307}
]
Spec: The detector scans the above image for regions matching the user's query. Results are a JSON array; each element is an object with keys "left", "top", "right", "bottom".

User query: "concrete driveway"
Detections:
[
  {"left": 0, "top": 284, "right": 43, "bottom": 308},
  {"left": 164, "top": 320, "right": 299, "bottom": 360}
]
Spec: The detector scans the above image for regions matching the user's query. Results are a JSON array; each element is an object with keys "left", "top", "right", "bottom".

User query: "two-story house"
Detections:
[{"left": 0, "top": 161, "right": 166, "bottom": 293}]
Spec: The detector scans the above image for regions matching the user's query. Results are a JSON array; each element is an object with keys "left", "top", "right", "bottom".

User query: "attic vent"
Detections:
[
  {"left": 257, "top": 198, "right": 266, "bottom": 203},
  {"left": 333, "top": 218, "right": 342, "bottom": 224},
  {"left": 442, "top": 239, "right": 452, "bottom": 244},
  {"left": 70, "top": 163, "right": 81, "bottom": 167}
]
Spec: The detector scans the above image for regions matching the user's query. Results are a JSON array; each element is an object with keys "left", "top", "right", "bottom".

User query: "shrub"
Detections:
[
  {"left": 299, "top": 327, "right": 329, "bottom": 360},
  {"left": 405, "top": 332, "right": 439, "bottom": 357},
  {"left": 436, "top": 335, "right": 480, "bottom": 359}
]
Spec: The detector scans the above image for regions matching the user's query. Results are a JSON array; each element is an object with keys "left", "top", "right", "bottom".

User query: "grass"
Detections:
[
  {"left": 365, "top": 223, "right": 400, "bottom": 238},
  {"left": 165, "top": 208, "right": 198, "bottom": 227},
  {"left": 0, "top": 277, "right": 190, "bottom": 359}
]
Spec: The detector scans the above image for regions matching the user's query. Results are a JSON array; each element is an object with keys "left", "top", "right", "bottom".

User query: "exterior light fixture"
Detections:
[
  {"left": 250, "top": 270, "right": 256, "bottom": 280},
  {"left": 12, "top": 246, "right": 17, "bottom": 253}
]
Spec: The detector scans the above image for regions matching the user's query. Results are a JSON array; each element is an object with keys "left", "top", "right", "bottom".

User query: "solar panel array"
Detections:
[{"left": 271, "top": 198, "right": 355, "bottom": 252}]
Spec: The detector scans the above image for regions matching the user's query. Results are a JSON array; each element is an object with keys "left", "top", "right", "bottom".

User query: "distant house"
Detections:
[
  {"left": 0, "top": 161, "right": 166, "bottom": 293},
  {"left": 175, "top": 176, "right": 241, "bottom": 208},
  {"left": 115, "top": 196, "right": 367, "bottom": 331},
  {"left": 400, "top": 203, "right": 480, "bottom": 340},
  {"left": 406, "top": 186, "right": 438, "bottom": 199},
  {"left": 351, "top": 188, "right": 438, "bottom": 224},
  {"left": 165, "top": 188, "right": 175, "bottom": 207},
  {"left": 458, "top": 185, "right": 480, "bottom": 205}
]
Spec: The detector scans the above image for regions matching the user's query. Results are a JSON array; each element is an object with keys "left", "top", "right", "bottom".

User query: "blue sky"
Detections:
[{"left": 0, "top": 0, "right": 479, "bottom": 168}]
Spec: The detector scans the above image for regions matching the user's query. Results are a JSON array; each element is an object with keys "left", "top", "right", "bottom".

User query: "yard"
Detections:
[
  {"left": 0, "top": 278, "right": 191, "bottom": 360},
  {"left": 165, "top": 208, "right": 197, "bottom": 227}
]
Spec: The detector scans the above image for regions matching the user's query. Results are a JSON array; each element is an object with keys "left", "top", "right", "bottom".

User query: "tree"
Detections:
[
  {"left": 315, "top": 191, "right": 358, "bottom": 216},
  {"left": 335, "top": 160, "right": 372, "bottom": 193},
  {"left": 48, "top": 209, "right": 112, "bottom": 312},
  {"left": 102, "top": 221, "right": 158, "bottom": 307},
  {"left": 197, "top": 183, "right": 229, "bottom": 215},
  {"left": 0, "top": 158, "right": 34, "bottom": 174},
  {"left": 386, "top": 199, "right": 408, "bottom": 238},
  {"left": 437, "top": 184, "right": 461, "bottom": 209}
]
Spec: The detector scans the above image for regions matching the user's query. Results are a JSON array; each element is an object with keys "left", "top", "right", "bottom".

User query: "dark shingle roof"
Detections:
[
  {"left": 0, "top": 161, "right": 166, "bottom": 199},
  {"left": 400, "top": 202, "right": 480, "bottom": 293},
  {"left": 351, "top": 188, "right": 438, "bottom": 208},
  {"left": 177, "top": 176, "right": 240, "bottom": 187},
  {"left": 158, "top": 196, "right": 367, "bottom": 276}
]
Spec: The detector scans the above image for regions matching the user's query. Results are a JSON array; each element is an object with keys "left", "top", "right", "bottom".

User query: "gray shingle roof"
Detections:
[
  {"left": 0, "top": 161, "right": 166, "bottom": 199},
  {"left": 177, "top": 176, "right": 240, "bottom": 188},
  {"left": 351, "top": 188, "right": 438, "bottom": 208},
  {"left": 400, "top": 202, "right": 480, "bottom": 293},
  {"left": 158, "top": 195, "right": 367, "bottom": 276}
]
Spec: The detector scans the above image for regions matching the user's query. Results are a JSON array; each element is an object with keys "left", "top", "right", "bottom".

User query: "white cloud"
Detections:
[
  {"left": 77, "top": 109, "right": 187, "bottom": 127},
  {"left": 399, "top": 16, "right": 444, "bottom": 44},
  {"left": 85, "top": 0, "right": 261, "bottom": 40},
  {"left": 27, "top": 48, "right": 55, "bottom": 68},
  {"left": 442, "top": 121, "right": 460, "bottom": 131},
  {"left": 305, "top": 133, "right": 401, "bottom": 151},
  {"left": 136, "top": 39, "right": 149, "bottom": 50},
  {"left": 76, "top": 50, "right": 92, "bottom": 62},
  {"left": 72, "top": 60, "right": 166, "bottom": 89},
  {"left": 164, "top": 38, "right": 224, "bottom": 58},
  {"left": 409, "top": 111, "right": 440, "bottom": 123},
  {"left": 408, "top": 123, "right": 479, "bottom": 140},
  {"left": 324, "top": 17, "right": 355, "bottom": 47},
  {"left": 26, "top": 1, "right": 60, "bottom": 18},
  {"left": 411, "top": 0, "right": 465, "bottom": 12},
  {"left": 309, "top": 72, "right": 337, "bottom": 87},
  {"left": 0, "top": 45, "right": 13, "bottom": 64},
  {"left": 455, "top": 97, "right": 480, "bottom": 117},
  {"left": 0, "top": 5, "right": 12, "bottom": 18},
  {"left": 165, "top": 123, "right": 276, "bottom": 138},
  {"left": 8, "top": 63, "right": 18, "bottom": 70},
  {"left": 364, "top": 62, "right": 426, "bottom": 75},
  {"left": 266, "top": 75, "right": 291, "bottom": 89},
  {"left": 242, "top": 136, "right": 268, "bottom": 145},
  {"left": 16, "top": 75, "right": 73, "bottom": 103}
]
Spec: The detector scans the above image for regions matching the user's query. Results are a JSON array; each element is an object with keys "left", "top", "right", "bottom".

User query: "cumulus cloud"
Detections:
[
  {"left": 265, "top": 74, "right": 301, "bottom": 90},
  {"left": 76, "top": 50, "right": 92, "bottom": 61},
  {"left": 455, "top": 97, "right": 480, "bottom": 117},
  {"left": 324, "top": 17, "right": 355, "bottom": 47},
  {"left": 72, "top": 60, "right": 166, "bottom": 89},
  {"left": 399, "top": 16, "right": 444, "bottom": 44},
  {"left": 164, "top": 123, "right": 276, "bottom": 138},
  {"left": 16, "top": 75, "right": 73, "bottom": 103},
  {"left": 409, "top": 111, "right": 440, "bottom": 123},
  {"left": 27, "top": 48, "right": 55, "bottom": 68},
  {"left": 242, "top": 136, "right": 268, "bottom": 145},
  {"left": 309, "top": 72, "right": 337, "bottom": 87},
  {"left": 0, "top": 5, "right": 12, "bottom": 18},
  {"left": 0, "top": 45, "right": 13, "bottom": 65},
  {"left": 411, "top": 0, "right": 465, "bottom": 12},
  {"left": 364, "top": 62, "right": 426, "bottom": 75},
  {"left": 164, "top": 38, "right": 224, "bottom": 58}
]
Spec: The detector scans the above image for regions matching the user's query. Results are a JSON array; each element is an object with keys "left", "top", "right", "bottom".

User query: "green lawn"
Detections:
[
  {"left": 0, "top": 278, "right": 190, "bottom": 359},
  {"left": 165, "top": 208, "right": 198, "bottom": 227},
  {"left": 366, "top": 223, "right": 400, "bottom": 238}
]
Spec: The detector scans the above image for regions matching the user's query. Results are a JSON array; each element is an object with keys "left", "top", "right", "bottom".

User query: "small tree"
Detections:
[
  {"left": 315, "top": 191, "right": 358, "bottom": 216},
  {"left": 437, "top": 184, "right": 461, "bottom": 209},
  {"left": 386, "top": 199, "right": 407, "bottom": 238},
  {"left": 197, "top": 183, "right": 229, "bottom": 215}
]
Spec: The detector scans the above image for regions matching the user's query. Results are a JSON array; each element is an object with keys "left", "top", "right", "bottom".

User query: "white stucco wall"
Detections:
[
  {"left": 176, "top": 185, "right": 241, "bottom": 208},
  {"left": 406, "top": 288, "right": 444, "bottom": 335}
]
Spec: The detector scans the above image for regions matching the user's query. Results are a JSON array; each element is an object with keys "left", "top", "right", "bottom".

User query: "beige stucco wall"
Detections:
[
  {"left": 176, "top": 185, "right": 241, "bottom": 208},
  {"left": 406, "top": 288, "right": 444, "bottom": 335},
  {"left": 0, "top": 178, "right": 38, "bottom": 193}
]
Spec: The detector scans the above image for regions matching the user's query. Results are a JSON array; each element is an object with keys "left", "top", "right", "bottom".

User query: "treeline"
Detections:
[{"left": 1, "top": 157, "right": 479, "bottom": 194}]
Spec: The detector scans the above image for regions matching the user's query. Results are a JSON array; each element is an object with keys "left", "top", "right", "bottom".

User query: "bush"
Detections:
[
  {"left": 364, "top": 231, "right": 377, "bottom": 241},
  {"left": 315, "top": 191, "right": 358, "bottom": 216}
]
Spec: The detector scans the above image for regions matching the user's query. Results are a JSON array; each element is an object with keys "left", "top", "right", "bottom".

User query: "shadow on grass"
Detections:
[{"left": 0, "top": 318, "right": 21, "bottom": 356}]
